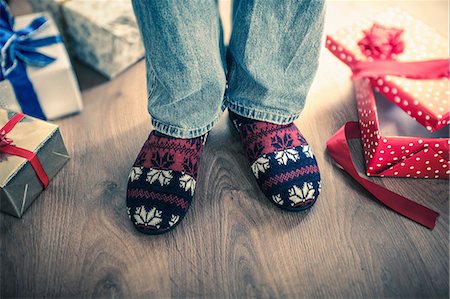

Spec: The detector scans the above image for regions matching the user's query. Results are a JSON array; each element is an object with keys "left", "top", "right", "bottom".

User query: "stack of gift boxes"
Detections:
[
  {"left": 0, "top": 0, "right": 144, "bottom": 217},
  {"left": 326, "top": 8, "right": 449, "bottom": 228}
]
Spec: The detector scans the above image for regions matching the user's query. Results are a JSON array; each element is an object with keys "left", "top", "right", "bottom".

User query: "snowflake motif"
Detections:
[
  {"left": 247, "top": 141, "right": 264, "bottom": 161},
  {"left": 146, "top": 168, "right": 173, "bottom": 186},
  {"left": 242, "top": 123, "right": 256, "bottom": 139},
  {"left": 288, "top": 182, "right": 315, "bottom": 206},
  {"left": 318, "top": 181, "right": 322, "bottom": 193},
  {"left": 274, "top": 148, "right": 299, "bottom": 165},
  {"left": 135, "top": 150, "right": 147, "bottom": 166},
  {"left": 272, "top": 194, "right": 284, "bottom": 205},
  {"left": 128, "top": 167, "right": 143, "bottom": 182},
  {"left": 169, "top": 214, "right": 180, "bottom": 227},
  {"left": 182, "top": 157, "right": 197, "bottom": 177},
  {"left": 179, "top": 173, "right": 196, "bottom": 196},
  {"left": 302, "top": 145, "right": 314, "bottom": 158},
  {"left": 251, "top": 155, "right": 270, "bottom": 179},
  {"left": 134, "top": 206, "right": 162, "bottom": 228},
  {"left": 151, "top": 151, "right": 174, "bottom": 169},
  {"left": 126, "top": 207, "right": 131, "bottom": 219},
  {"left": 271, "top": 133, "right": 294, "bottom": 150},
  {"left": 296, "top": 131, "right": 307, "bottom": 144}
]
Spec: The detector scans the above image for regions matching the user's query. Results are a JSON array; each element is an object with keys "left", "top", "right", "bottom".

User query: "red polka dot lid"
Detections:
[{"left": 326, "top": 8, "right": 450, "bottom": 133}]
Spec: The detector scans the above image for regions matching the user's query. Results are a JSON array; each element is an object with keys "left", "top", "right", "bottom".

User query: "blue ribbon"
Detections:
[{"left": 0, "top": 0, "right": 62, "bottom": 120}]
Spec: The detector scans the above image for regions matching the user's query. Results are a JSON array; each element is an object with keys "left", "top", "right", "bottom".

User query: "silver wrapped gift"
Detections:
[
  {"left": 0, "top": 110, "right": 69, "bottom": 218},
  {"left": 29, "top": 0, "right": 145, "bottom": 79}
]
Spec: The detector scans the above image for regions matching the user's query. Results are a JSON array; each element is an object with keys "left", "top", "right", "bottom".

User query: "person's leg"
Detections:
[
  {"left": 225, "top": 0, "right": 325, "bottom": 121},
  {"left": 134, "top": 0, "right": 226, "bottom": 138},
  {"left": 127, "top": 0, "right": 225, "bottom": 234},
  {"left": 226, "top": 0, "right": 325, "bottom": 210}
]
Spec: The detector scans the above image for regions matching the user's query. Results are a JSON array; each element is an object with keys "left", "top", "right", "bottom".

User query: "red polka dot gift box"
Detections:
[
  {"left": 354, "top": 77, "right": 449, "bottom": 179},
  {"left": 326, "top": 8, "right": 449, "bottom": 133},
  {"left": 325, "top": 9, "right": 448, "bottom": 228},
  {"left": 326, "top": 8, "right": 449, "bottom": 179},
  {"left": 326, "top": 80, "right": 447, "bottom": 229}
]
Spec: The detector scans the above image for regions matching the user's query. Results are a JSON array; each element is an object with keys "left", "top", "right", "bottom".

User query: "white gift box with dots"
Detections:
[{"left": 326, "top": 8, "right": 449, "bottom": 133}]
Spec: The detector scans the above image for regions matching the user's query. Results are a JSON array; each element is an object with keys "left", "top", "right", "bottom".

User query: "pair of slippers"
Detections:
[{"left": 126, "top": 112, "right": 321, "bottom": 234}]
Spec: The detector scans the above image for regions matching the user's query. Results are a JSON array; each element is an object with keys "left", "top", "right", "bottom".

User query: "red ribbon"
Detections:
[
  {"left": 351, "top": 59, "right": 450, "bottom": 80},
  {"left": 0, "top": 113, "right": 49, "bottom": 187},
  {"left": 326, "top": 122, "right": 439, "bottom": 229}
]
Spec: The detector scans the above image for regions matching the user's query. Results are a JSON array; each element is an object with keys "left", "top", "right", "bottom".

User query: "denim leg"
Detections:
[
  {"left": 223, "top": 0, "right": 326, "bottom": 124},
  {"left": 132, "top": 0, "right": 226, "bottom": 138}
]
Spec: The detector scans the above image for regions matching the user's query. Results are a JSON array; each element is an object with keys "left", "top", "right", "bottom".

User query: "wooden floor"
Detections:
[{"left": 1, "top": 1, "right": 449, "bottom": 298}]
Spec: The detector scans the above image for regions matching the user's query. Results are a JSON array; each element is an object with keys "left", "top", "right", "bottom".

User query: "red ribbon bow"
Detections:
[
  {"left": 357, "top": 23, "right": 405, "bottom": 60},
  {"left": 0, "top": 113, "right": 49, "bottom": 187},
  {"left": 351, "top": 23, "right": 449, "bottom": 79},
  {"left": 326, "top": 23, "right": 450, "bottom": 80},
  {"left": 0, "top": 129, "right": 13, "bottom": 147}
]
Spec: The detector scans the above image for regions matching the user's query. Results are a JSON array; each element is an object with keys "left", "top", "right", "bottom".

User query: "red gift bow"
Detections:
[
  {"left": 0, "top": 113, "right": 49, "bottom": 187},
  {"left": 326, "top": 36, "right": 450, "bottom": 80},
  {"left": 346, "top": 23, "right": 449, "bottom": 79},
  {"left": 327, "top": 122, "right": 439, "bottom": 229},
  {"left": 357, "top": 23, "right": 405, "bottom": 60}
]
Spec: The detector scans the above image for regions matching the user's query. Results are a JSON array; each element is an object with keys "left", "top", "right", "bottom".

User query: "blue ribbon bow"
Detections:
[{"left": 0, "top": 0, "right": 62, "bottom": 120}]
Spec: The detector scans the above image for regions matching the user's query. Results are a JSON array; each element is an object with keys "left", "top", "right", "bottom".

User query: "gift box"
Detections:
[
  {"left": 355, "top": 77, "right": 449, "bottom": 179},
  {"left": 29, "top": 0, "right": 145, "bottom": 78},
  {"left": 0, "top": 110, "right": 69, "bottom": 218},
  {"left": 0, "top": 2, "right": 83, "bottom": 120},
  {"left": 325, "top": 76, "right": 447, "bottom": 230},
  {"left": 326, "top": 8, "right": 449, "bottom": 132},
  {"left": 325, "top": 8, "right": 450, "bottom": 179},
  {"left": 28, "top": 0, "right": 67, "bottom": 31},
  {"left": 325, "top": 9, "right": 448, "bottom": 229}
]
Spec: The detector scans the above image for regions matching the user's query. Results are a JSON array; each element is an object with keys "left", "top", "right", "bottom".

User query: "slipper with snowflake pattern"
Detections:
[
  {"left": 126, "top": 131, "right": 206, "bottom": 234},
  {"left": 229, "top": 111, "right": 321, "bottom": 211}
]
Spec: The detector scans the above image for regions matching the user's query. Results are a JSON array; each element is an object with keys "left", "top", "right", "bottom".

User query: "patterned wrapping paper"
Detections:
[
  {"left": 327, "top": 8, "right": 450, "bottom": 132},
  {"left": 0, "top": 110, "right": 69, "bottom": 217},
  {"left": 29, "top": 0, "right": 144, "bottom": 78},
  {"left": 28, "top": 0, "right": 67, "bottom": 31},
  {"left": 0, "top": 12, "right": 83, "bottom": 120},
  {"left": 354, "top": 78, "right": 449, "bottom": 179},
  {"left": 28, "top": 0, "right": 72, "bottom": 49},
  {"left": 65, "top": 0, "right": 144, "bottom": 78}
]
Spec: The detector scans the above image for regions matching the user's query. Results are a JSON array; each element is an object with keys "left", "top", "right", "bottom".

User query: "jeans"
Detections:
[{"left": 132, "top": 0, "right": 325, "bottom": 138}]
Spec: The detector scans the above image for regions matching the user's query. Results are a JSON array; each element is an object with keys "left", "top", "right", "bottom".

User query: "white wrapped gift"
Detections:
[
  {"left": 0, "top": 12, "right": 83, "bottom": 120},
  {"left": 28, "top": 0, "right": 67, "bottom": 30},
  {"left": 29, "top": 0, "right": 145, "bottom": 79},
  {"left": 28, "top": 0, "right": 71, "bottom": 47}
]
